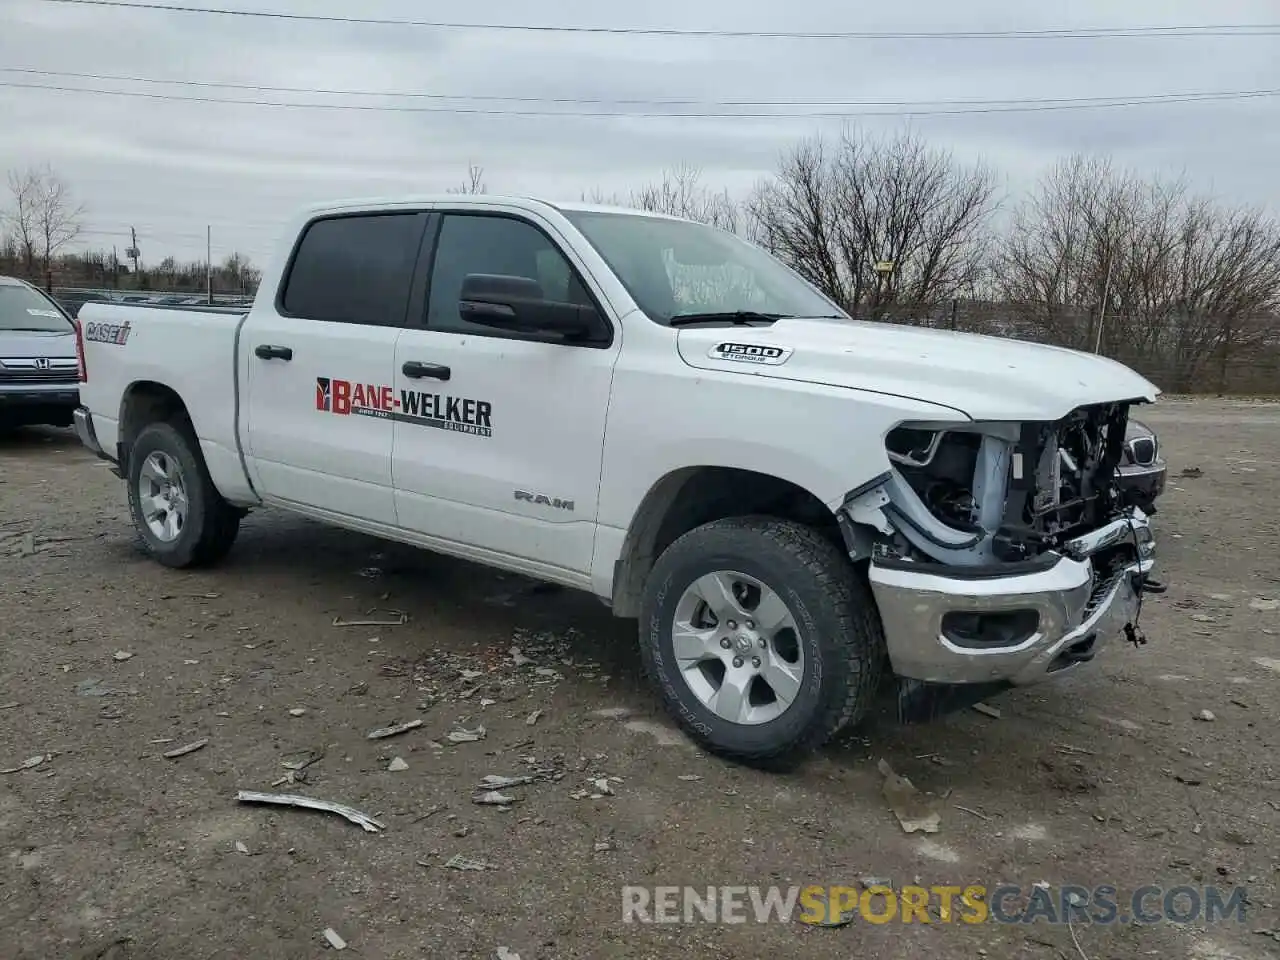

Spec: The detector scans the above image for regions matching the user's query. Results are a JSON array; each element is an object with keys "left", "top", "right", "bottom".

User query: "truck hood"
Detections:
[
  {"left": 675, "top": 317, "right": 1160, "bottom": 422},
  {"left": 0, "top": 330, "right": 76, "bottom": 358}
]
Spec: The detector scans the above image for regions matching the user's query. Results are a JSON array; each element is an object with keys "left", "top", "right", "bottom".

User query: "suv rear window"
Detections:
[
  {"left": 280, "top": 213, "right": 424, "bottom": 325},
  {"left": 0, "top": 283, "right": 72, "bottom": 333}
]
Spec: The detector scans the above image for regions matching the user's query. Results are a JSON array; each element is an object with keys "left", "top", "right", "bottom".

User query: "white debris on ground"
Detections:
[
  {"left": 445, "top": 854, "right": 492, "bottom": 871},
  {"left": 321, "top": 927, "right": 347, "bottom": 950},
  {"left": 236, "top": 791, "right": 386, "bottom": 833},
  {"left": 162, "top": 739, "right": 208, "bottom": 759},
  {"left": 366, "top": 719, "right": 423, "bottom": 740},
  {"left": 1, "top": 754, "right": 47, "bottom": 774},
  {"left": 878, "top": 759, "right": 941, "bottom": 834},
  {"left": 478, "top": 774, "right": 534, "bottom": 790},
  {"left": 473, "top": 790, "right": 515, "bottom": 806}
]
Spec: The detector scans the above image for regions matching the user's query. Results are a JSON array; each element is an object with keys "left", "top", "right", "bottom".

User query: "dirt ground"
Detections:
[{"left": 1, "top": 397, "right": 1278, "bottom": 960}]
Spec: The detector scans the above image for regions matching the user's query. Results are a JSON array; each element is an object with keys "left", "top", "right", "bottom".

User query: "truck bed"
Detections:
[{"left": 76, "top": 301, "right": 256, "bottom": 504}]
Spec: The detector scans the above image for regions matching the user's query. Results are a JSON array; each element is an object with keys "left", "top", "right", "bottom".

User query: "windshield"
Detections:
[
  {"left": 563, "top": 211, "right": 845, "bottom": 324},
  {"left": 0, "top": 283, "right": 72, "bottom": 333}
]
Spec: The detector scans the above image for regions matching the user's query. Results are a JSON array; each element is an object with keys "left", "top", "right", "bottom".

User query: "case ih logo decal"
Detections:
[
  {"left": 708, "top": 341, "right": 792, "bottom": 365},
  {"left": 83, "top": 320, "right": 132, "bottom": 345},
  {"left": 316, "top": 377, "right": 492, "bottom": 437}
]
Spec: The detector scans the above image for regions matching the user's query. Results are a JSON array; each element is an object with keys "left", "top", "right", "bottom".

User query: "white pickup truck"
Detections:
[{"left": 72, "top": 194, "right": 1161, "bottom": 764}]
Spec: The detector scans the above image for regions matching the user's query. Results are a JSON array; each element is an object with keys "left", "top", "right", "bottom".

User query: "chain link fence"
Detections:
[{"left": 50, "top": 286, "right": 255, "bottom": 318}]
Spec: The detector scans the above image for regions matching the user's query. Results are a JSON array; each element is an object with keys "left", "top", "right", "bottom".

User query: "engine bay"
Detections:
[{"left": 851, "top": 401, "right": 1138, "bottom": 568}]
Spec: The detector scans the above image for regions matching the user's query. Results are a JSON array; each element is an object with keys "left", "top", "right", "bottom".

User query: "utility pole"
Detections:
[
  {"left": 125, "top": 227, "right": 141, "bottom": 284},
  {"left": 872, "top": 259, "right": 895, "bottom": 320},
  {"left": 206, "top": 225, "right": 213, "bottom": 305},
  {"left": 1093, "top": 217, "right": 1137, "bottom": 355},
  {"left": 1094, "top": 254, "right": 1114, "bottom": 354}
]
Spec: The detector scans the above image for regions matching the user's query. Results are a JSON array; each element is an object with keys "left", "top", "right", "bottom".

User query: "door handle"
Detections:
[
  {"left": 254, "top": 344, "right": 293, "bottom": 361},
  {"left": 402, "top": 361, "right": 451, "bottom": 381}
]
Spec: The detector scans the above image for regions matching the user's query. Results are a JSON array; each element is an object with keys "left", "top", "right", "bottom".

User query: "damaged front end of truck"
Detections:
[{"left": 838, "top": 400, "right": 1164, "bottom": 723}]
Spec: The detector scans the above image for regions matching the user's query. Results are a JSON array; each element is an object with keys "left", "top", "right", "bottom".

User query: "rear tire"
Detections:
[
  {"left": 638, "top": 516, "right": 886, "bottom": 767},
  {"left": 127, "top": 419, "right": 241, "bottom": 568}
]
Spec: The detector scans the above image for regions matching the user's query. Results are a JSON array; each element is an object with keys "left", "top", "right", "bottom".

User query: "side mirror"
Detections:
[{"left": 458, "top": 273, "right": 599, "bottom": 339}]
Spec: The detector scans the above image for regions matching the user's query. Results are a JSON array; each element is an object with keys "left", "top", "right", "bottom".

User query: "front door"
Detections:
[
  {"left": 391, "top": 210, "right": 619, "bottom": 579},
  {"left": 244, "top": 211, "right": 428, "bottom": 527}
]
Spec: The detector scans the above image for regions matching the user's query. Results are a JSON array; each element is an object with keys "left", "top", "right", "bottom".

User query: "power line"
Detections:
[
  {"left": 36, "top": 0, "right": 1280, "bottom": 39},
  {"left": 82, "top": 227, "right": 223, "bottom": 242},
  {"left": 4, "top": 79, "right": 1279, "bottom": 119},
  {"left": 6, "top": 67, "right": 1277, "bottom": 110}
]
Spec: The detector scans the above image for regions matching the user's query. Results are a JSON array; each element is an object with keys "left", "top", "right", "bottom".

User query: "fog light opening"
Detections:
[{"left": 941, "top": 609, "right": 1040, "bottom": 650}]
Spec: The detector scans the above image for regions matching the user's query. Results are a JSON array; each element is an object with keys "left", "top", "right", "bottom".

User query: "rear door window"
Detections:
[{"left": 280, "top": 213, "right": 425, "bottom": 326}]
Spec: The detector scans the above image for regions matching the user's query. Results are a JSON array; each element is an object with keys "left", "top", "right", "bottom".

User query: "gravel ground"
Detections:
[{"left": 1, "top": 397, "right": 1278, "bottom": 960}]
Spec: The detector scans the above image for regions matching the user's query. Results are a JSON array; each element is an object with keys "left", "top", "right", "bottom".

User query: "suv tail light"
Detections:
[{"left": 74, "top": 318, "right": 87, "bottom": 382}]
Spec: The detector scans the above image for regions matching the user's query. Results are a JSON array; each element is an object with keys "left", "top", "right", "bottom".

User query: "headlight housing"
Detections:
[{"left": 1123, "top": 420, "right": 1158, "bottom": 466}]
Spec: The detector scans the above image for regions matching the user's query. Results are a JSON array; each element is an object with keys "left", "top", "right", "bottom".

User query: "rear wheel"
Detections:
[
  {"left": 638, "top": 516, "right": 886, "bottom": 766},
  {"left": 127, "top": 420, "right": 241, "bottom": 568}
]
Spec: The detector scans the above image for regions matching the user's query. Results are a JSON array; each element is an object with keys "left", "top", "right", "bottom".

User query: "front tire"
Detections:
[
  {"left": 127, "top": 420, "right": 241, "bottom": 568},
  {"left": 638, "top": 516, "right": 886, "bottom": 766}
]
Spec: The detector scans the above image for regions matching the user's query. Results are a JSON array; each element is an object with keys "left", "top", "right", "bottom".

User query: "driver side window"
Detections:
[{"left": 426, "top": 214, "right": 594, "bottom": 335}]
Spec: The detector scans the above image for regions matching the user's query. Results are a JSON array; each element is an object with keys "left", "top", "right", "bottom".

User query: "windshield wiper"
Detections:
[
  {"left": 2, "top": 326, "right": 66, "bottom": 332},
  {"left": 668, "top": 311, "right": 789, "bottom": 327}
]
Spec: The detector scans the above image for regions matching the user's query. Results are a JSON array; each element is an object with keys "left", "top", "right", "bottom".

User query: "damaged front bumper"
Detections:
[{"left": 859, "top": 510, "right": 1157, "bottom": 687}]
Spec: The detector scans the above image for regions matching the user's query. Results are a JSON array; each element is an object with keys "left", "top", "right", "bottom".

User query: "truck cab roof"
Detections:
[{"left": 293, "top": 194, "right": 695, "bottom": 224}]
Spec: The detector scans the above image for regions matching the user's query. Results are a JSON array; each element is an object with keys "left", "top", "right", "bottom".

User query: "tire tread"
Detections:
[
  {"left": 128, "top": 416, "right": 241, "bottom": 568},
  {"left": 640, "top": 515, "right": 886, "bottom": 765}
]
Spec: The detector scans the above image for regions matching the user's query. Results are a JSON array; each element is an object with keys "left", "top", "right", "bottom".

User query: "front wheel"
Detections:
[
  {"left": 127, "top": 420, "right": 241, "bottom": 568},
  {"left": 638, "top": 516, "right": 886, "bottom": 766}
]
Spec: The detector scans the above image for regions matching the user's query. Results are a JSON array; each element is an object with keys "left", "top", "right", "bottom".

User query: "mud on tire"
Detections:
[
  {"left": 127, "top": 419, "right": 241, "bottom": 569},
  {"left": 638, "top": 516, "right": 886, "bottom": 767}
]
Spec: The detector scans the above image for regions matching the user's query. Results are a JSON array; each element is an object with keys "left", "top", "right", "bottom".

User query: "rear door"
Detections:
[{"left": 243, "top": 211, "right": 428, "bottom": 526}]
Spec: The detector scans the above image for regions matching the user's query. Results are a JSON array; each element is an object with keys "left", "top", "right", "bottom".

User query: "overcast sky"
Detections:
[{"left": 2, "top": 0, "right": 1278, "bottom": 269}]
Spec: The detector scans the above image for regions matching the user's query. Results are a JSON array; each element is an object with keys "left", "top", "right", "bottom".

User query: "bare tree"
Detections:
[
  {"left": 995, "top": 154, "right": 1280, "bottom": 389},
  {"left": 748, "top": 127, "right": 999, "bottom": 317},
  {"left": 583, "top": 164, "right": 740, "bottom": 232},
  {"left": 996, "top": 155, "right": 1139, "bottom": 348},
  {"left": 626, "top": 162, "right": 740, "bottom": 232},
  {"left": 219, "top": 252, "right": 261, "bottom": 294},
  {"left": 4, "top": 165, "right": 85, "bottom": 289},
  {"left": 447, "top": 162, "right": 487, "bottom": 195},
  {"left": 4, "top": 168, "right": 41, "bottom": 279}
]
